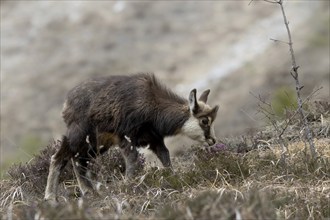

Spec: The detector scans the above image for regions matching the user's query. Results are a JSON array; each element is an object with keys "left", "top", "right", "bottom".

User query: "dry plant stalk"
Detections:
[
  {"left": 262, "top": 0, "right": 317, "bottom": 160},
  {"left": 250, "top": 92, "right": 288, "bottom": 167}
]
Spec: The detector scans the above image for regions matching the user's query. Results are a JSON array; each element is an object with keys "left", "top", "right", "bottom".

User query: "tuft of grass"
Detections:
[
  {"left": 271, "top": 87, "right": 298, "bottom": 118},
  {"left": 194, "top": 147, "right": 250, "bottom": 185}
]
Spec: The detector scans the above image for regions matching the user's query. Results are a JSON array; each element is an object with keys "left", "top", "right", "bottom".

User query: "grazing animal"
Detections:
[{"left": 45, "top": 73, "right": 219, "bottom": 201}]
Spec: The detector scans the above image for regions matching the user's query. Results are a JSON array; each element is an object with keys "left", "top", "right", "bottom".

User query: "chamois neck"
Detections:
[{"left": 155, "top": 103, "right": 190, "bottom": 136}]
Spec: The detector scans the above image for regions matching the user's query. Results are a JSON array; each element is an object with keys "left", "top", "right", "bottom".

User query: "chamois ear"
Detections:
[
  {"left": 211, "top": 105, "right": 219, "bottom": 120},
  {"left": 199, "top": 89, "right": 210, "bottom": 103},
  {"left": 188, "top": 89, "right": 199, "bottom": 114}
]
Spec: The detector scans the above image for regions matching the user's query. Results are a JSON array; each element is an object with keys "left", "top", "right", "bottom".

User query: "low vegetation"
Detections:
[{"left": 1, "top": 101, "right": 329, "bottom": 219}]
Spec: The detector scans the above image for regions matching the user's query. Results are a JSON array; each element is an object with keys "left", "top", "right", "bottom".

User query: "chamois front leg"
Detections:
[
  {"left": 71, "top": 157, "right": 95, "bottom": 196},
  {"left": 72, "top": 132, "right": 101, "bottom": 196},
  {"left": 149, "top": 140, "right": 172, "bottom": 169}
]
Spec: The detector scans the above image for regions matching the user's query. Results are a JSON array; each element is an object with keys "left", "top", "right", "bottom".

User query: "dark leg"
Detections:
[
  {"left": 72, "top": 130, "right": 116, "bottom": 195},
  {"left": 119, "top": 139, "right": 139, "bottom": 178},
  {"left": 71, "top": 155, "right": 94, "bottom": 196},
  {"left": 72, "top": 131, "right": 98, "bottom": 196},
  {"left": 149, "top": 140, "right": 172, "bottom": 168},
  {"left": 45, "top": 136, "right": 72, "bottom": 201}
]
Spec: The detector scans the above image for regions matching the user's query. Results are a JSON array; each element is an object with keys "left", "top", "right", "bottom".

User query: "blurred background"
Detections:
[{"left": 1, "top": 1, "right": 329, "bottom": 175}]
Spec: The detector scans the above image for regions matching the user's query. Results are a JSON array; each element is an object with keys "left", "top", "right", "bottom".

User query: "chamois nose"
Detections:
[{"left": 206, "top": 137, "right": 216, "bottom": 146}]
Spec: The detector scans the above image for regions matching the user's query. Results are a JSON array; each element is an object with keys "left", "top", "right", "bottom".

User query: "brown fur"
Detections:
[{"left": 44, "top": 73, "right": 218, "bottom": 201}]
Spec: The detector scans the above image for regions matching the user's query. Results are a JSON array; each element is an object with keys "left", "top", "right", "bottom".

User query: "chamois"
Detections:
[{"left": 45, "top": 73, "right": 219, "bottom": 201}]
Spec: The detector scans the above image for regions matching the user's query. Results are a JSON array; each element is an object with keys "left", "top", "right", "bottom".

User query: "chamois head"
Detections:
[{"left": 181, "top": 89, "right": 219, "bottom": 146}]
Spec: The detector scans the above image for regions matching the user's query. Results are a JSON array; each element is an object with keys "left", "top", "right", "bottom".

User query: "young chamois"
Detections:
[{"left": 45, "top": 73, "right": 219, "bottom": 201}]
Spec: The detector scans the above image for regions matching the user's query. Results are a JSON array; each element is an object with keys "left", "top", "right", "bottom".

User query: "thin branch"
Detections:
[
  {"left": 240, "top": 109, "right": 258, "bottom": 122},
  {"left": 264, "top": 0, "right": 280, "bottom": 4},
  {"left": 249, "top": 92, "right": 271, "bottom": 107},
  {"left": 304, "top": 86, "right": 323, "bottom": 102},
  {"left": 279, "top": 1, "right": 296, "bottom": 69},
  {"left": 270, "top": 38, "right": 289, "bottom": 45},
  {"left": 248, "top": 0, "right": 254, "bottom": 6}
]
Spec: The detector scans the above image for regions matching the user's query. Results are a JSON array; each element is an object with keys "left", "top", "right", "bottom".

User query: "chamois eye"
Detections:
[{"left": 201, "top": 118, "right": 209, "bottom": 125}]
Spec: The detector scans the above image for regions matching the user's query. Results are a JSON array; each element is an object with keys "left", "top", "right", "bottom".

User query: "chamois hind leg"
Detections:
[
  {"left": 119, "top": 139, "right": 139, "bottom": 178},
  {"left": 45, "top": 136, "right": 72, "bottom": 201},
  {"left": 71, "top": 155, "right": 95, "bottom": 196},
  {"left": 71, "top": 132, "right": 98, "bottom": 196}
]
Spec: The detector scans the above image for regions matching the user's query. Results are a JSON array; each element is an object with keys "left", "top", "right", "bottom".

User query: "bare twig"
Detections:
[
  {"left": 276, "top": 0, "right": 317, "bottom": 160},
  {"left": 269, "top": 38, "right": 289, "bottom": 45},
  {"left": 264, "top": 0, "right": 280, "bottom": 4},
  {"left": 249, "top": 0, "right": 280, "bottom": 6},
  {"left": 248, "top": 0, "right": 254, "bottom": 6},
  {"left": 240, "top": 108, "right": 258, "bottom": 122}
]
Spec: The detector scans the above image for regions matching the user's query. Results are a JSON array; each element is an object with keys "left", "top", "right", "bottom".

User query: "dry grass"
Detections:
[
  {"left": 1, "top": 138, "right": 329, "bottom": 219},
  {"left": 1, "top": 105, "right": 329, "bottom": 220}
]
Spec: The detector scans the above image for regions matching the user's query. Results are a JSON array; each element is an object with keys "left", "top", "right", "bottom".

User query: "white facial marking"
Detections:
[
  {"left": 210, "top": 123, "right": 216, "bottom": 140},
  {"left": 208, "top": 116, "right": 212, "bottom": 126},
  {"left": 181, "top": 115, "right": 205, "bottom": 143}
]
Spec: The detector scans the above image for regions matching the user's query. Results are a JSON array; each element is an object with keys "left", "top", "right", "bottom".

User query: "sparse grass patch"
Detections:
[
  {"left": 1, "top": 114, "right": 329, "bottom": 219},
  {"left": 194, "top": 147, "right": 250, "bottom": 185},
  {"left": 158, "top": 189, "right": 278, "bottom": 220},
  {"left": 5, "top": 141, "right": 74, "bottom": 199}
]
